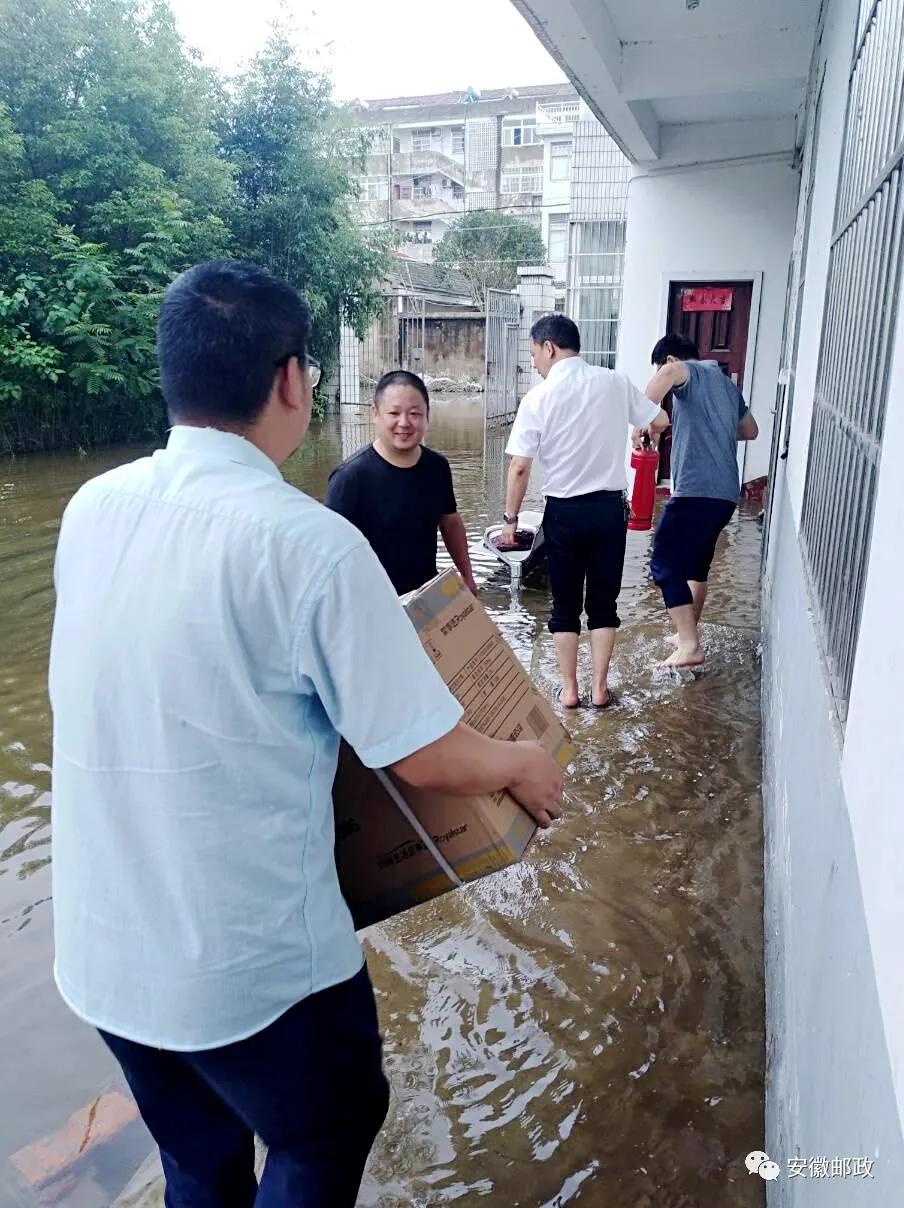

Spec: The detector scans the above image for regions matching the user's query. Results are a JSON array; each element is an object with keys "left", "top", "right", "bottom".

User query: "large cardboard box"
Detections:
[{"left": 333, "top": 569, "right": 573, "bottom": 929}]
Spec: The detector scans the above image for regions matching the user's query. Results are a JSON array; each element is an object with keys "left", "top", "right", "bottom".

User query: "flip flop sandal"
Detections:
[
  {"left": 554, "top": 687, "right": 582, "bottom": 709},
  {"left": 591, "top": 690, "right": 617, "bottom": 710}
]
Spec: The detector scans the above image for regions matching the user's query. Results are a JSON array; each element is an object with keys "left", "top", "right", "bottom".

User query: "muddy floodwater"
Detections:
[{"left": 0, "top": 398, "right": 764, "bottom": 1207}]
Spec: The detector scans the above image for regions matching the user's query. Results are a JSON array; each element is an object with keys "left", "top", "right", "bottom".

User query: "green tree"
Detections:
[
  {"left": 0, "top": 0, "right": 386, "bottom": 449},
  {"left": 219, "top": 22, "right": 387, "bottom": 370},
  {"left": 0, "top": 0, "right": 232, "bottom": 259},
  {"left": 434, "top": 210, "right": 547, "bottom": 307}
]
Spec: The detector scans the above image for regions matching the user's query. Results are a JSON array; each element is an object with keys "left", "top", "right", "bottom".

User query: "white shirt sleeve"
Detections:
[
  {"left": 294, "top": 541, "right": 463, "bottom": 768},
  {"left": 626, "top": 379, "right": 663, "bottom": 429},
  {"left": 505, "top": 389, "right": 542, "bottom": 458}
]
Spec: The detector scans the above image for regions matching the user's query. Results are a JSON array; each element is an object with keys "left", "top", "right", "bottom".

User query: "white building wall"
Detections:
[
  {"left": 616, "top": 160, "right": 798, "bottom": 483},
  {"left": 762, "top": 0, "right": 904, "bottom": 1197}
]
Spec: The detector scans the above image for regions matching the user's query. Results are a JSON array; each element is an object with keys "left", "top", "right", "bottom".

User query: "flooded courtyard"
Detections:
[{"left": 1, "top": 398, "right": 764, "bottom": 1207}]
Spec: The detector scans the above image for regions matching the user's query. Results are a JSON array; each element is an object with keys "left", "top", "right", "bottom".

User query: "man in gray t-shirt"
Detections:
[{"left": 637, "top": 334, "right": 759, "bottom": 669}]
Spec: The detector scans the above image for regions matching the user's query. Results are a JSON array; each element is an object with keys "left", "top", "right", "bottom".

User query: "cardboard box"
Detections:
[{"left": 333, "top": 569, "right": 573, "bottom": 929}]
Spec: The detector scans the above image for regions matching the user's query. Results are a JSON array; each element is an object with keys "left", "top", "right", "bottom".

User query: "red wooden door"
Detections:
[
  {"left": 657, "top": 280, "right": 754, "bottom": 483},
  {"left": 667, "top": 280, "right": 753, "bottom": 388}
]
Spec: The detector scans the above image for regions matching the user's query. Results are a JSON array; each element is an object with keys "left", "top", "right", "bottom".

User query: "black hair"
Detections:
[
  {"left": 651, "top": 333, "right": 700, "bottom": 365},
  {"left": 529, "top": 313, "right": 580, "bottom": 352},
  {"left": 157, "top": 260, "right": 311, "bottom": 427},
  {"left": 373, "top": 370, "right": 430, "bottom": 410}
]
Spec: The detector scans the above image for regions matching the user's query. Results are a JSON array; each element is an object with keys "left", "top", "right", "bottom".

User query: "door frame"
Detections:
[{"left": 656, "top": 269, "right": 763, "bottom": 484}]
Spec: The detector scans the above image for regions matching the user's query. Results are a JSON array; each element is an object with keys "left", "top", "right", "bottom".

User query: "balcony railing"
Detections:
[{"left": 536, "top": 102, "right": 580, "bottom": 124}]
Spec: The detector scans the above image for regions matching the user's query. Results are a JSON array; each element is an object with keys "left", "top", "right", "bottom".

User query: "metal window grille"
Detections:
[
  {"left": 800, "top": 0, "right": 904, "bottom": 720},
  {"left": 566, "top": 221, "right": 626, "bottom": 368},
  {"left": 762, "top": 62, "right": 826, "bottom": 570},
  {"left": 570, "top": 121, "right": 630, "bottom": 223},
  {"left": 465, "top": 119, "right": 497, "bottom": 173},
  {"left": 411, "top": 129, "right": 439, "bottom": 152},
  {"left": 564, "top": 120, "right": 630, "bottom": 366},
  {"left": 501, "top": 167, "right": 543, "bottom": 194}
]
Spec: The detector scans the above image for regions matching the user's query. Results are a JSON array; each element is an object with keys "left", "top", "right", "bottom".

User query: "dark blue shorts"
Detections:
[{"left": 651, "top": 496, "right": 736, "bottom": 609}]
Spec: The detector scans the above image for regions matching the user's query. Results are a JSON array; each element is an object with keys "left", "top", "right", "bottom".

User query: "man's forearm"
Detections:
[
  {"left": 439, "top": 514, "right": 476, "bottom": 588},
  {"left": 391, "top": 721, "right": 522, "bottom": 796},
  {"left": 645, "top": 363, "right": 687, "bottom": 405},
  {"left": 505, "top": 459, "right": 531, "bottom": 519}
]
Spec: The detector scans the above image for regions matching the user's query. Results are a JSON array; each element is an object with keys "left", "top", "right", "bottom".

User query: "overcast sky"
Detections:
[{"left": 168, "top": 0, "right": 566, "bottom": 99}]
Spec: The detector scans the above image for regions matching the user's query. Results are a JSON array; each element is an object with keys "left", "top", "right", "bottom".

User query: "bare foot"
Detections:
[
  {"left": 658, "top": 644, "right": 705, "bottom": 669},
  {"left": 556, "top": 682, "right": 580, "bottom": 708},
  {"left": 591, "top": 688, "right": 614, "bottom": 708}
]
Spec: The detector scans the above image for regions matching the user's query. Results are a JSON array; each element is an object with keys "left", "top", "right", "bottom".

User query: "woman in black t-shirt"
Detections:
[{"left": 324, "top": 372, "right": 477, "bottom": 596}]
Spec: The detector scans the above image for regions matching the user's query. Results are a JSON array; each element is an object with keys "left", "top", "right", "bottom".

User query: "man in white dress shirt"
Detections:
[
  {"left": 501, "top": 315, "right": 668, "bottom": 709},
  {"left": 49, "top": 260, "right": 563, "bottom": 1208}
]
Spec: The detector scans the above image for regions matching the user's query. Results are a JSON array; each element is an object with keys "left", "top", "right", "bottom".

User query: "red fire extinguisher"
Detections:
[{"left": 629, "top": 442, "right": 659, "bottom": 532}]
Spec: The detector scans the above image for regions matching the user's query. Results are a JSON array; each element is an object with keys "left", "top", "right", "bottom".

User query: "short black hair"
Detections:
[
  {"left": 530, "top": 314, "right": 580, "bottom": 352},
  {"left": 651, "top": 333, "right": 700, "bottom": 365},
  {"left": 158, "top": 260, "right": 311, "bottom": 427},
  {"left": 373, "top": 370, "right": 430, "bottom": 410}
]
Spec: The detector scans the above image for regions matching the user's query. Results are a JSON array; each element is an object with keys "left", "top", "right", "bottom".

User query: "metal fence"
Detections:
[
  {"left": 800, "top": 0, "right": 904, "bottom": 720},
  {"left": 484, "top": 288, "right": 520, "bottom": 426},
  {"left": 340, "top": 294, "right": 427, "bottom": 405}
]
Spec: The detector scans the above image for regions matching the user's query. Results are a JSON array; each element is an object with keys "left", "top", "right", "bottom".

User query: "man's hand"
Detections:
[
  {"left": 392, "top": 724, "right": 565, "bottom": 827},
  {"left": 501, "top": 521, "right": 517, "bottom": 545},
  {"left": 508, "top": 741, "right": 564, "bottom": 828},
  {"left": 631, "top": 426, "right": 659, "bottom": 451}
]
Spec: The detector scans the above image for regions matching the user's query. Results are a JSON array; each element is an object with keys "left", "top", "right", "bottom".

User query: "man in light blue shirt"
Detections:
[{"left": 49, "top": 260, "right": 562, "bottom": 1207}]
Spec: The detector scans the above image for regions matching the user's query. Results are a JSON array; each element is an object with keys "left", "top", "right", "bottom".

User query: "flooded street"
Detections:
[{"left": 1, "top": 398, "right": 764, "bottom": 1207}]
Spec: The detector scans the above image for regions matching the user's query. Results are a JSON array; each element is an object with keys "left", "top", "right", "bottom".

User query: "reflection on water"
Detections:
[{"left": 0, "top": 398, "right": 763, "bottom": 1207}]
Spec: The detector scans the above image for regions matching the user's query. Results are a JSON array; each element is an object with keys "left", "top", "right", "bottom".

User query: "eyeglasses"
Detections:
[{"left": 275, "top": 352, "right": 321, "bottom": 391}]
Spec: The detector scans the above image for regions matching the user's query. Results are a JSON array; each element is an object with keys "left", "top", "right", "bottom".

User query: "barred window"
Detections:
[
  {"left": 567, "top": 221, "right": 627, "bottom": 369},
  {"left": 500, "top": 166, "right": 542, "bottom": 194},
  {"left": 800, "top": 0, "right": 904, "bottom": 719},
  {"left": 411, "top": 128, "right": 440, "bottom": 153}
]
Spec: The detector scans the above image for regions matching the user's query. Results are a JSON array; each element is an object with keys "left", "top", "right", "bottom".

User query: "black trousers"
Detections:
[
  {"left": 543, "top": 490, "right": 628, "bottom": 634},
  {"left": 100, "top": 963, "right": 389, "bottom": 1208}
]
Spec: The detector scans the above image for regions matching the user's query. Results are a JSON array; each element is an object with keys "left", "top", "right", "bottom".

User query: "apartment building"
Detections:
[
  {"left": 349, "top": 84, "right": 630, "bottom": 366},
  {"left": 349, "top": 84, "right": 580, "bottom": 265}
]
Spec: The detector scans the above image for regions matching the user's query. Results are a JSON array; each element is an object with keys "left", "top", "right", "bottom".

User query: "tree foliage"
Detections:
[
  {"left": 0, "top": 0, "right": 385, "bottom": 451},
  {"left": 433, "top": 210, "right": 547, "bottom": 307}
]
